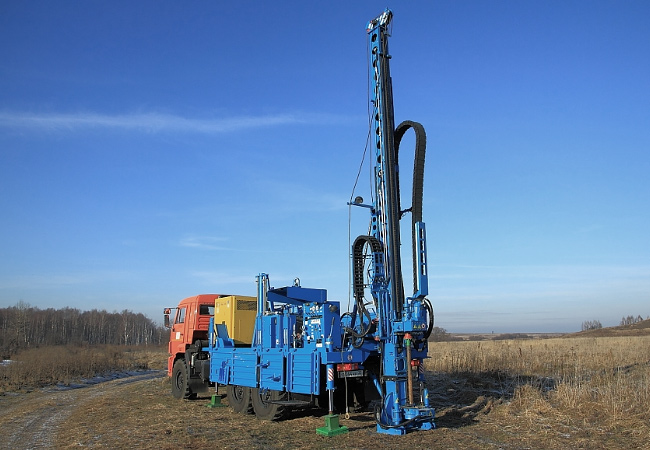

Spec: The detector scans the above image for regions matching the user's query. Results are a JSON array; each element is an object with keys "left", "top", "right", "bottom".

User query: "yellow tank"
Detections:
[{"left": 214, "top": 295, "right": 257, "bottom": 345}]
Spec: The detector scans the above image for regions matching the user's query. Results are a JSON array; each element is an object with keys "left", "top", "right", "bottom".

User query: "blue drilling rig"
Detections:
[{"left": 165, "top": 9, "right": 435, "bottom": 436}]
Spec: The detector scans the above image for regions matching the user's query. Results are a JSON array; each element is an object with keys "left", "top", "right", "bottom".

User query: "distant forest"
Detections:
[{"left": 0, "top": 302, "right": 167, "bottom": 357}]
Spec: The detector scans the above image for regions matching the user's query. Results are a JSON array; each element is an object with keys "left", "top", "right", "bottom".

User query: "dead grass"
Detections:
[
  {"left": 427, "top": 335, "right": 650, "bottom": 377},
  {"left": 55, "top": 375, "right": 443, "bottom": 450},
  {"left": 426, "top": 336, "right": 650, "bottom": 448},
  {"left": 0, "top": 345, "right": 165, "bottom": 392}
]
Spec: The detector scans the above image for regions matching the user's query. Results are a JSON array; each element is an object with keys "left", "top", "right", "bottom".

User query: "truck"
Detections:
[{"left": 164, "top": 9, "right": 435, "bottom": 435}]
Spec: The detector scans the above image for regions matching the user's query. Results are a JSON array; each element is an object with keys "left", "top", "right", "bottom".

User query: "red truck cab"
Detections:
[{"left": 164, "top": 294, "right": 225, "bottom": 398}]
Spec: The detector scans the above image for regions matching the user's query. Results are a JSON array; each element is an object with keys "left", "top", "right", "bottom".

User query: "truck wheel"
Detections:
[
  {"left": 171, "top": 359, "right": 193, "bottom": 399},
  {"left": 251, "top": 388, "right": 287, "bottom": 421},
  {"left": 227, "top": 384, "right": 253, "bottom": 414}
]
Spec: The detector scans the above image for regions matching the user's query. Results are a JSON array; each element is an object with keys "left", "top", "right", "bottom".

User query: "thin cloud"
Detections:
[
  {"left": 190, "top": 271, "right": 261, "bottom": 287},
  {"left": 191, "top": 271, "right": 297, "bottom": 288},
  {"left": 179, "top": 235, "right": 229, "bottom": 251},
  {"left": 0, "top": 271, "right": 131, "bottom": 290},
  {"left": 0, "top": 110, "right": 356, "bottom": 134}
]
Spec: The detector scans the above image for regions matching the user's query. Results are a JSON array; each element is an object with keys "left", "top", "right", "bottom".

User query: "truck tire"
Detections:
[
  {"left": 171, "top": 359, "right": 194, "bottom": 399},
  {"left": 227, "top": 384, "right": 253, "bottom": 414},
  {"left": 251, "top": 388, "right": 287, "bottom": 421}
]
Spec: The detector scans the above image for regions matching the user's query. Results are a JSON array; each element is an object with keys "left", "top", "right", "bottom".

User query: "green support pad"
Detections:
[
  {"left": 316, "top": 414, "right": 349, "bottom": 436},
  {"left": 206, "top": 394, "right": 227, "bottom": 408}
]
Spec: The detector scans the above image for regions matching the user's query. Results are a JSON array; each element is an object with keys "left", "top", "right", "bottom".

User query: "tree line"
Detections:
[
  {"left": 0, "top": 301, "right": 168, "bottom": 357},
  {"left": 620, "top": 315, "right": 646, "bottom": 326},
  {"left": 582, "top": 314, "right": 648, "bottom": 331}
]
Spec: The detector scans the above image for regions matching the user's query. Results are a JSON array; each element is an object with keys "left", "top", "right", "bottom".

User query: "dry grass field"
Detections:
[
  {"left": 1, "top": 333, "right": 648, "bottom": 449},
  {"left": 0, "top": 345, "right": 154, "bottom": 392},
  {"left": 426, "top": 335, "right": 650, "bottom": 448}
]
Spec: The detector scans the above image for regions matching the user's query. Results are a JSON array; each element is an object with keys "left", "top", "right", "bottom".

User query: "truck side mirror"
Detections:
[{"left": 163, "top": 308, "right": 172, "bottom": 329}]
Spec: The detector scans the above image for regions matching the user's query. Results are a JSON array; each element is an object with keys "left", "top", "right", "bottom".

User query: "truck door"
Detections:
[{"left": 171, "top": 306, "right": 187, "bottom": 345}]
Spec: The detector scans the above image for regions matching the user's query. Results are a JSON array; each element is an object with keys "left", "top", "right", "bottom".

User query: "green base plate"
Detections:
[
  {"left": 206, "top": 394, "right": 227, "bottom": 408},
  {"left": 316, "top": 414, "right": 349, "bottom": 436}
]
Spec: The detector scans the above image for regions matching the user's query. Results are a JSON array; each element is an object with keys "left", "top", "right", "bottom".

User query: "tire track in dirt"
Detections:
[{"left": 0, "top": 370, "right": 164, "bottom": 449}]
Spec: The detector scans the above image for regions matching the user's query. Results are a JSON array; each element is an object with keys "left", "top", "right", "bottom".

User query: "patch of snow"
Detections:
[{"left": 44, "top": 369, "right": 164, "bottom": 392}]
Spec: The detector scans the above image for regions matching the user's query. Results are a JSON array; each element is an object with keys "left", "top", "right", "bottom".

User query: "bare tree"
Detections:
[{"left": 582, "top": 320, "right": 602, "bottom": 331}]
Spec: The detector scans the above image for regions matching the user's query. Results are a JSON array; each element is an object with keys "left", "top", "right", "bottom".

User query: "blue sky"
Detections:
[{"left": 1, "top": 1, "right": 649, "bottom": 333}]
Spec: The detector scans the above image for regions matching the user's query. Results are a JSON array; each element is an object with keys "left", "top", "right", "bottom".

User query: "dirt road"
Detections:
[{"left": 0, "top": 371, "right": 164, "bottom": 449}]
